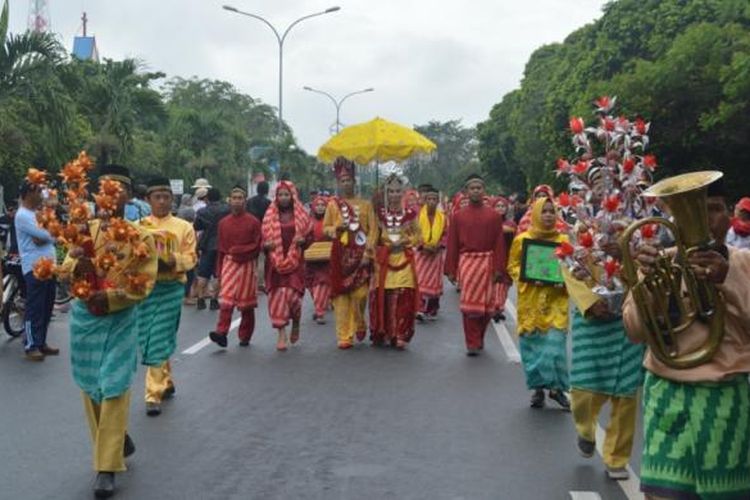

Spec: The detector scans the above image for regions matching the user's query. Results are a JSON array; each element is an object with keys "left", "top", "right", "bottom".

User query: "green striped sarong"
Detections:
[
  {"left": 518, "top": 328, "right": 569, "bottom": 391},
  {"left": 641, "top": 372, "right": 750, "bottom": 499},
  {"left": 137, "top": 281, "right": 183, "bottom": 367},
  {"left": 570, "top": 312, "right": 644, "bottom": 397},
  {"left": 70, "top": 300, "right": 138, "bottom": 404}
]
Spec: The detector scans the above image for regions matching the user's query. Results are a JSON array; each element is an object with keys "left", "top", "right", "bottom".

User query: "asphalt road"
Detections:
[{"left": 0, "top": 284, "right": 640, "bottom": 500}]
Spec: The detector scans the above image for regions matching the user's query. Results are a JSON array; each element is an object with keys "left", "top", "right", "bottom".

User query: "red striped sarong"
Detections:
[
  {"left": 415, "top": 250, "right": 444, "bottom": 298},
  {"left": 310, "top": 283, "right": 331, "bottom": 317},
  {"left": 219, "top": 258, "right": 257, "bottom": 309},
  {"left": 494, "top": 282, "right": 508, "bottom": 313},
  {"left": 268, "top": 287, "right": 303, "bottom": 328},
  {"left": 458, "top": 251, "right": 495, "bottom": 315}
]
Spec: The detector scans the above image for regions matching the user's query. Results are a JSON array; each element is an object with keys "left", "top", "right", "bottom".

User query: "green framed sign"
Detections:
[{"left": 520, "top": 238, "right": 564, "bottom": 285}]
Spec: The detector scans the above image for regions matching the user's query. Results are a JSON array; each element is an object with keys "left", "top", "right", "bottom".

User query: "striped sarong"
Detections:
[
  {"left": 641, "top": 373, "right": 750, "bottom": 499},
  {"left": 415, "top": 250, "right": 444, "bottom": 298},
  {"left": 268, "top": 287, "right": 303, "bottom": 328},
  {"left": 457, "top": 251, "right": 494, "bottom": 315},
  {"left": 137, "top": 281, "right": 184, "bottom": 367},
  {"left": 570, "top": 312, "right": 644, "bottom": 397},
  {"left": 219, "top": 258, "right": 257, "bottom": 309},
  {"left": 70, "top": 300, "right": 138, "bottom": 404},
  {"left": 519, "top": 328, "right": 569, "bottom": 391},
  {"left": 310, "top": 283, "right": 331, "bottom": 317}
]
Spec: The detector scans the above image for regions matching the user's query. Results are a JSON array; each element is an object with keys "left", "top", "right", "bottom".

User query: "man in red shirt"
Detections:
[
  {"left": 209, "top": 186, "right": 262, "bottom": 348},
  {"left": 445, "top": 174, "right": 507, "bottom": 355}
]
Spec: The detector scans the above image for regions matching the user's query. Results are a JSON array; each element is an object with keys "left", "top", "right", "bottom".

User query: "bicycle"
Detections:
[{"left": 2, "top": 255, "right": 25, "bottom": 337}]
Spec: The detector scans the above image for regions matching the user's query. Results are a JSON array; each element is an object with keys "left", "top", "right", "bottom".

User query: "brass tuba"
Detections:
[{"left": 619, "top": 171, "right": 725, "bottom": 369}]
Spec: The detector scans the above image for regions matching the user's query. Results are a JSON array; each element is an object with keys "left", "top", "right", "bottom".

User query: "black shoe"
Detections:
[
  {"left": 146, "top": 402, "right": 161, "bottom": 416},
  {"left": 163, "top": 385, "right": 175, "bottom": 399},
  {"left": 209, "top": 331, "right": 228, "bottom": 348},
  {"left": 548, "top": 390, "right": 571, "bottom": 411},
  {"left": 493, "top": 312, "right": 506, "bottom": 323},
  {"left": 209, "top": 298, "right": 220, "bottom": 311},
  {"left": 530, "top": 389, "right": 545, "bottom": 409},
  {"left": 94, "top": 472, "right": 115, "bottom": 498},
  {"left": 415, "top": 312, "right": 425, "bottom": 322},
  {"left": 466, "top": 348, "right": 480, "bottom": 357},
  {"left": 197, "top": 298, "right": 207, "bottom": 310},
  {"left": 577, "top": 436, "right": 595, "bottom": 458},
  {"left": 123, "top": 433, "right": 135, "bottom": 458},
  {"left": 239, "top": 340, "right": 250, "bottom": 347}
]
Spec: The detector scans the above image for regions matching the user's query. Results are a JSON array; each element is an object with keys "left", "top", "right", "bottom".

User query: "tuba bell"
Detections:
[{"left": 619, "top": 171, "right": 725, "bottom": 369}]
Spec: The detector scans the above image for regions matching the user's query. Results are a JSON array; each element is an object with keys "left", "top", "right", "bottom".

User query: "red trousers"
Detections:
[
  {"left": 216, "top": 306, "right": 255, "bottom": 342},
  {"left": 462, "top": 313, "right": 491, "bottom": 350}
]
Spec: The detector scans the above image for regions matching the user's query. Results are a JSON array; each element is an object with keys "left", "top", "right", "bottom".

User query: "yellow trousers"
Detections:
[
  {"left": 332, "top": 284, "right": 369, "bottom": 343},
  {"left": 82, "top": 390, "right": 130, "bottom": 472},
  {"left": 571, "top": 388, "right": 637, "bottom": 468},
  {"left": 145, "top": 360, "right": 173, "bottom": 403}
]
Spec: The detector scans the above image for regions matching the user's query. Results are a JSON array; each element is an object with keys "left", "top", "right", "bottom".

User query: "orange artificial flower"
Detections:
[
  {"left": 94, "top": 194, "right": 118, "bottom": 213},
  {"left": 36, "top": 207, "right": 57, "bottom": 226},
  {"left": 99, "top": 179, "right": 123, "bottom": 197},
  {"left": 125, "top": 273, "right": 151, "bottom": 295},
  {"left": 71, "top": 280, "right": 92, "bottom": 300},
  {"left": 32, "top": 257, "right": 56, "bottom": 281},
  {"left": 68, "top": 201, "right": 90, "bottom": 223},
  {"left": 74, "top": 151, "right": 94, "bottom": 172},
  {"left": 46, "top": 220, "right": 63, "bottom": 238},
  {"left": 133, "top": 242, "right": 151, "bottom": 260},
  {"left": 95, "top": 252, "right": 119, "bottom": 272},
  {"left": 107, "top": 218, "right": 130, "bottom": 242},
  {"left": 26, "top": 168, "right": 48, "bottom": 186},
  {"left": 59, "top": 162, "right": 86, "bottom": 185},
  {"left": 62, "top": 224, "right": 80, "bottom": 245}
]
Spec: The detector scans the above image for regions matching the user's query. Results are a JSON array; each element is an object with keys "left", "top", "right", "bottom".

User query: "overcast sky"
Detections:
[{"left": 9, "top": 0, "right": 608, "bottom": 154}]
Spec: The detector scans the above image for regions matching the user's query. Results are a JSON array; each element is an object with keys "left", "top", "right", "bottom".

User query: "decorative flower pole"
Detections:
[{"left": 555, "top": 96, "right": 658, "bottom": 313}]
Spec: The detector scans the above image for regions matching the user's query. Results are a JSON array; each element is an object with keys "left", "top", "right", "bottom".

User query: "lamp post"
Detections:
[
  {"left": 303, "top": 86, "right": 374, "bottom": 134},
  {"left": 222, "top": 5, "right": 341, "bottom": 140}
]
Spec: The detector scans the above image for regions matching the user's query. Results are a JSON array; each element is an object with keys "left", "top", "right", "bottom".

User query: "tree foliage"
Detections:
[
  {"left": 0, "top": 1, "right": 315, "bottom": 199},
  {"left": 478, "top": 0, "right": 750, "bottom": 201}
]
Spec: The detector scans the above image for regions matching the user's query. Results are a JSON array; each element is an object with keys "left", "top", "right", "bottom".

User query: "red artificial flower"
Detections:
[
  {"left": 602, "top": 117, "right": 616, "bottom": 131},
  {"left": 569, "top": 117, "right": 585, "bottom": 134},
  {"left": 635, "top": 118, "right": 648, "bottom": 135},
  {"left": 573, "top": 160, "right": 588, "bottom": 175},
  {"left": 643, "top": 154, "right": 657, "bottom": 170},
  {"left": 71, "top": 280, "right": 93, "bottom": 301},
  {"left": 578, "top": 231, "right": 594, "bottom": 249},
  {"left": 555, "top": 241, "right": 575, "bottom": 259},
  {"left": 571, "top": 195, "right": 583, "bottom": 207},
  {"left": 604, "top": 258, "right": 621, "bottom": 279},
  {"left": 556, "top": 158, "right": 571, "bottom": 174},
  {"left": 595, "top": 96, "right": 613, "bottom": 111},
  {"left": 603, "top": 195, "right": 621, "bottom": 213},
  {"left": 641, "top": 224, "right": 656, "bottom": 239},
  {"left": 622, "top": 157, "right": 636, "bottom": 174},
  {"left": 558, "top": 192, "right": 571, "bottom": 207}
]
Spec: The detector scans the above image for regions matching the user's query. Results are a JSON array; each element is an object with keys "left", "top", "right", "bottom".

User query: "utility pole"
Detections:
[{"left": 28, "top": 0, "right": 51, "bottom": 33}]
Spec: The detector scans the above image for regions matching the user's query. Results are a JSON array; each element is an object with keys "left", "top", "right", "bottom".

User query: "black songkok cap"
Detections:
[
  {"left": 99, "top": 164, "right": 132, "bottom": 186},
  {"left": 146, "top": 176, "right": 172, "bottom": 194},
  {"left": 423, "top": 184, "right": 439, "bottom": 195},
  {"left": 464, "top": 173, "right": 485, "bottom": 186}
]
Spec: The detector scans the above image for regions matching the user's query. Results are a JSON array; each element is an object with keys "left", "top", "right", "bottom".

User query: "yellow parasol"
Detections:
[{"left": 317, "top": 117, "right": 437, "bottom": 165}]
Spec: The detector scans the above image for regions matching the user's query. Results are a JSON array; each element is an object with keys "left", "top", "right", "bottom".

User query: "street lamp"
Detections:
[
  {"left": 222, "top": 5, "right": 341, "bottom": 140},
  {"left": 303, "top": 86, "right": 374, "bottom": 134}
]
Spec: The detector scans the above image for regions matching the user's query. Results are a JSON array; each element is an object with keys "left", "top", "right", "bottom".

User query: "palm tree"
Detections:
[{"left": 0, "top": 0, "right": 62, "bottom": 96}]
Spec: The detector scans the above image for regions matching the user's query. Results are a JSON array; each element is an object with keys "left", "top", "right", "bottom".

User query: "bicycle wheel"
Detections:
[
  {"left": 3, "top": 277, "right": 25, "bottom": 337},
  {"left": 55, "top": 281, "right": 73, "bottom": 305}
]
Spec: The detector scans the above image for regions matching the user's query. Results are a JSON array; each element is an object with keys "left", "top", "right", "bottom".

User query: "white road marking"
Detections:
[
  {"left": 569, "top": 492, "right": 602, "bottom": 500},
  {"left": 181, "top": 316, "right": 242, "bottom": 355},
  {"left": 503, "top": 296, "right": 642, "bottom": 500},
  {"left": 491, "top": 320, "right": 521, "bottom": 363}
]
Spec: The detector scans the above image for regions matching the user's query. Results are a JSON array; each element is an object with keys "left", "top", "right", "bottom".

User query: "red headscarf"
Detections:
[
  {"left": 262, "top": 181, "right": 312, "bottom": 274},
  {"left": 731, "top": 197, "right": 750, "bottom": 237},
  {"left": 311, "top": 195, "right": 328, "bottom": 240}
]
